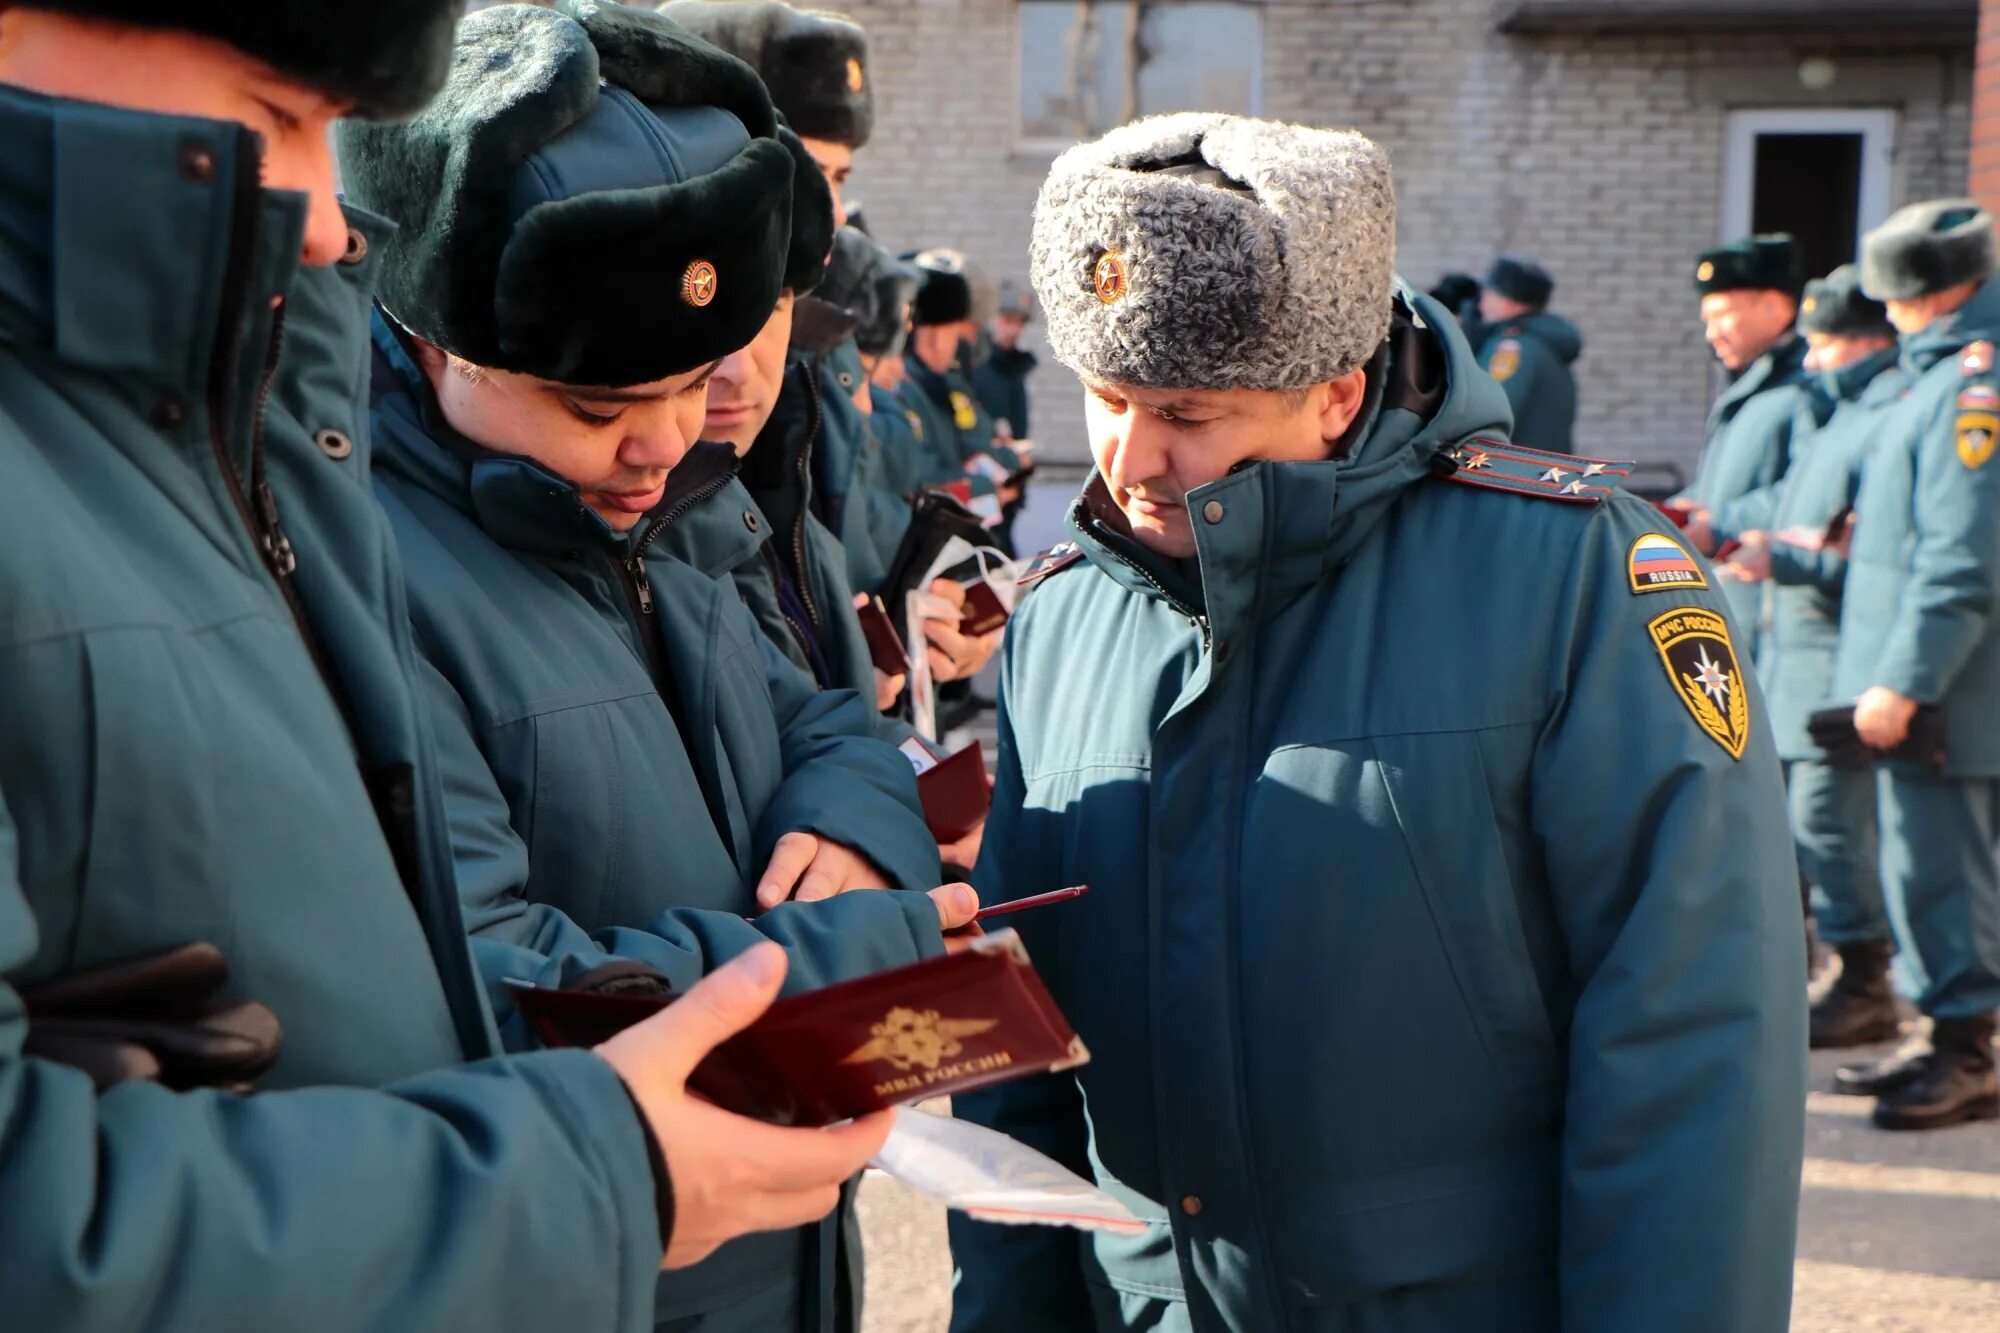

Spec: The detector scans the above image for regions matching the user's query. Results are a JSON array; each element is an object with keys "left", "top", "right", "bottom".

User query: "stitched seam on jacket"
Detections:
[{"left": 1268, "top": 716, "right": 1543, "bottom": 755}]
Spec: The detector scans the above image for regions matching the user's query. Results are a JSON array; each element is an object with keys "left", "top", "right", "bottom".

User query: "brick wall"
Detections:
[
  {"left": 821, "top": 0, "right": 1972, "bottom": 472},
  {"left": 1975, "top": 0, "right": 2000, "bottom": 213}
]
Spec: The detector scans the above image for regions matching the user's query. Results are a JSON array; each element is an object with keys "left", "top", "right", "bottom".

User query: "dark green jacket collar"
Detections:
[
  {"left": 1901, "top": 275, "right": 2000, "bottom": 377},
  {"left": 1066, "top": 286, "right": 1512, "bottom": 645},
  {"left": 0, "top": 84, "right": 310, "bottom": 400},
  {"left": 370, "top": 311, "right": 742, "bottom": 561},
  {"left": 1712, "top": 334, "right": 1808, "bottom": 429}
]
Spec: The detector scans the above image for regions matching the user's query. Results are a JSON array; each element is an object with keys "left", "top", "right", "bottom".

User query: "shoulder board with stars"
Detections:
[
  {"left": 1016, "top": 541, "right": 1085, "bottom": 592},
  {"left": 1430, "top": 438, "right": 1633, "bottom": 504}
]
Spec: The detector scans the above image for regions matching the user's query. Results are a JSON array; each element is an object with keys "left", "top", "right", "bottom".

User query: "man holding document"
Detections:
[{"left": 950, "top": 115, "right": 1806, "bottom": 1332}]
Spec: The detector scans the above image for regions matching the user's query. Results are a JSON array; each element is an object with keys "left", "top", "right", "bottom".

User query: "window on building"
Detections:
[
  {"left": 1720, "top": 109, "right": 1898, "bottom": 281},
  {"left": 1018, "top": 2, "right": 1263, "bottom": 148}
]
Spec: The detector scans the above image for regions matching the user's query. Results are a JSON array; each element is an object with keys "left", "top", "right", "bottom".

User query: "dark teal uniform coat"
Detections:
[
  {"left": 1716, "top": 349, "right": 1903, "bottom": 946},
  {"left": 902, "top": 353, "right": 1019, "bottom": 498},
  {"left": 950, "top": 292, "right": 1805, "bottom": 1333},
  {"left": 0, "top": 88, "right": 664, "bottom": 1330},
  {"left": 1687, "top": 334, "right": 1813, "bottom": 652},
  {"left": 1476, "top": 311, "right": 1580, "bottom": 454},
  {"left": 369, "top": 325, "right": 944, "bottom": 1329},
  {"left": 1833, "top": 278, "right": 2000, "bottom": 1019}
]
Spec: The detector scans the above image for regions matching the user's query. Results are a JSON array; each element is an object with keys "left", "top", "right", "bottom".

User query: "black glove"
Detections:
[{"left": 19, "top": 941, "right": 281, "bottom": 1092}]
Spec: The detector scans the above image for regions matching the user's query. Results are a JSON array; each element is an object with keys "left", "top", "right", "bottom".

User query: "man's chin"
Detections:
[{"left": 1122, "top": 506, "right": 1196, "bottom": 559}]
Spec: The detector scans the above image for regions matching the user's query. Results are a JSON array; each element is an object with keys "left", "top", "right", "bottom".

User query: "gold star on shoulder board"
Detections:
[
  {"left": 1563, "top": 479, "right": 1590, "bottom": 495},
  {"left": 1582, "top": 462, "right": 1609, "bottom": 477},
  {"left": 1464, "top": 451, "right": 1492, "bottom": 470},
  {"left": 1541, "top": 466, "right": 1570, "bottom": 484}
]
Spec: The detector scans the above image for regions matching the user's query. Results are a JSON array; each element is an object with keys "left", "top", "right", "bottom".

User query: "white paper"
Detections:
[{"left": 870, "top": 1106, "right": 1147, "bottom": 1235}]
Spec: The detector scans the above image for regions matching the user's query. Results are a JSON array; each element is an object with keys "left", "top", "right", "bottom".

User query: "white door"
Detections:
[{"left": 1720, "top": 108, "right": 1899, "bottom": 279}]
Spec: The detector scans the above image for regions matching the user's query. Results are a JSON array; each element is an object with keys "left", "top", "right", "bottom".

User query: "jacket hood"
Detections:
[
  {"left": 1068, "top": 282, "right": 1511, "bottom": 640},
  {"left": 1901, "top": 274, "right": 2000, "bottom": 375},
  {"left": 1507, "top": 311, "right": 1582, "bottom": 365}
]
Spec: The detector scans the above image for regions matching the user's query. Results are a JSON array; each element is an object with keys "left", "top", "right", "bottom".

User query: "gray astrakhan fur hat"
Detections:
[
  {"left": 1861, "top": 200, "right": 1996, "bottom": 302},
  {"left": 338, "top": 1, "right": 794, "bottom": 388},
  {"left": 21, "top": 0, "right": 461, "bottom": 119},
  {"left": 1030, "top": 113, "right": 1396, "bottom": 391}
]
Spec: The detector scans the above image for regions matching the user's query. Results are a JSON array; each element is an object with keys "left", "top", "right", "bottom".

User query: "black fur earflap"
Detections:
[
  {"left": 27, "top": 0, "right": 461, "bottom": 119},
  {"left": 658, "top": 1, "right": 875, "bottom": 148},
  {"left": 776, "top": 125, "right": 835, "bottom": 295}
]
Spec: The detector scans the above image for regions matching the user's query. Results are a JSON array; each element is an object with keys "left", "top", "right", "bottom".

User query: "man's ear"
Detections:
[{"left": 1317, "top": 366, "right": 1371, "bottom": 445}]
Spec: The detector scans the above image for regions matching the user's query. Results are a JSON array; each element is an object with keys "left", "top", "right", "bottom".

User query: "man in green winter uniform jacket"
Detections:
[
  {"left": 903, "top": 251, "right": 1023, "bottom": 515},
  {"left": 1678, "top": 234, "right": 1812, "bottom": 656},
  {"left": 662, "top": 0, "right": 908, "bottom": 595},
  {"left": 1710, "top": 267, "right": 1903, "bottom": 1049},
  {"left": 1830, "top": 200, "right": 2000, "bottom": 1130},
  {"left": 340, "top": 6, "right": 973, "bottom": 1327},
  {"left": 1475, "top": 256, "right": 1580, "bottom": 453},
  {"left": 972, "top": 279, "right": 1039, "bottom": 440},
  {"left": 0, "top": 4, "right": 892, "bottom": 1330},
  {"left": 949, "top": 113, "right": 1804, "bottom": 1333}
]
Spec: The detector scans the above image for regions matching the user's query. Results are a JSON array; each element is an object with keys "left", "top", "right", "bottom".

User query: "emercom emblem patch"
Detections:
[
  {"left": 1629, "top": 531, "right": 1708, "bottom": 594},
  {"left": 1648, "top": 606, "right": 1749, "bottom": 759}
]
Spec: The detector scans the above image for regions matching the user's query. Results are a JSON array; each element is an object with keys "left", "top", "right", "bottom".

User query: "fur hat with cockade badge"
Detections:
[
  {"left": 1798, "top": 265, "right": 1894, "bottom": 340},
  {"left": 1860, "top": 199, "right": 1997, "bottom": 302},
  {"left": 338, "top": 0, "right": 795, "bottom": 387},
  {"left": 19, "top": 0, "right": 462, "bottom": 119},
  {"left": 1693, "top": 235, "right": 1802, "bottom": 298},
  {"left": 658, "top": 1, "right": 873, "bottom": 148},
  {"left": 1030, "top": 113, "right": 1397, "bottom": 391}
]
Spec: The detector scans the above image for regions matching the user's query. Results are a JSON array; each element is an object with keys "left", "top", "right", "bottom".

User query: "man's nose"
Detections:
[{"left": 619, "top": 422, "right": 692, "bottom": 473}]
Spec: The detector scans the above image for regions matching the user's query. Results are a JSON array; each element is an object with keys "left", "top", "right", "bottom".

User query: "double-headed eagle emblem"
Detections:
[{"left": 843, "top": 1007, "right": 998, "bottom": 1072}]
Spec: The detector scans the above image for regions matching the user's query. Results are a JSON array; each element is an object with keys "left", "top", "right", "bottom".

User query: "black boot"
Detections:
[
  {"left": 1872, "top": 1014, "right": 1999, "bottom": 1131},
  {"left": 1809, "top": 941, "right": 1902, "bottom": 1049}
]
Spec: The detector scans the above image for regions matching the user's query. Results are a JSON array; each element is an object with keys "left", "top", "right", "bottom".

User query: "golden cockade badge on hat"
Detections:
[
  {"left": 846, "top": 57, "right": 865, "bottom": 92},
  {"left": 681, "top": 259, "right": 718, "bottom": 308},
  {"left": 1697, "top": 260, "right": 1715, "bottom": 282},
  {"left": 1094, "top": 251, "right": 1127, "bottom": 305}
]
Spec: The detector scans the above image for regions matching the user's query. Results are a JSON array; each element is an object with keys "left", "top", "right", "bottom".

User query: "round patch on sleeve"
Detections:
[
  {"left": 1629, "top": 531, "right": 1708, "bottom": 594},
  {"left": 1649, "top": 607, "right": 1749, "bottom": 759},
  {"left": 950, "top": 390, "right": 978, "bottom": 432},
  {"left": 1488, "top": 340, "right": 1522, "bottom": 384}
]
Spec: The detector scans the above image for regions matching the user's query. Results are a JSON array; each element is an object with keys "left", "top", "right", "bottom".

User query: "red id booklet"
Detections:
[
  {"left": 507, "top": 929, "right": 1085, "bottom": 1126},
  {"left": 856, "top": 595, "right": 909, "bottom": 676},
  {"left": 956, "top": 579, "right": 1011, "bottom": 637},
  {"left": 900, "top": 736, "right": 991, "bottom": 843}
]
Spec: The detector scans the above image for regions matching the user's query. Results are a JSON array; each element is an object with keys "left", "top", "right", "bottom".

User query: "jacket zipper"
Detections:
[
  {"left": 205, "top": 128, "right": 342, "bottom": 697},
  {"left": 792, "top": 363, "right": 826, "bottom": 634},
  {"left": 1096, "top": 533, "right": 1211, "bottom": 651},
  {"left": 607, "top": 466, "right": 738, "bottom": 695}
]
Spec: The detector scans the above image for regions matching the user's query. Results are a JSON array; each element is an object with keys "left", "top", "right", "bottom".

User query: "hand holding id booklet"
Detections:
[{"left": 508, "top": 930, "right": 1084, "bottom": 1126}]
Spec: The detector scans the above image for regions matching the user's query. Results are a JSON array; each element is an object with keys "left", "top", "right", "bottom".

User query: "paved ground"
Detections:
[
  {"left": 859, "top": 1041, "right": 2000, "bottom": 1332},
  {"left": 868, "top": 480, "right": 2000, "bottom": 1330}
]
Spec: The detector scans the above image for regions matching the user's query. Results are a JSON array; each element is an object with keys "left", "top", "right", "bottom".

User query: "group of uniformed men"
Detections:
[
  {"left": 0, "top": 1, "right": 1977, "bottom": 1331},
  {"left": 1436, "top": 219, "right": 2000, "bottom": 1138}
]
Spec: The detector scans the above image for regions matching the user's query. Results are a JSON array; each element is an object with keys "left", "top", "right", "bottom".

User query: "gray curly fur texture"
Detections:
[
  {"left": 1031, "top": 113, "right": 1395, "bottom": 391},
  {"left": 1861, "top": 199, "right": 1997, "bottom": 301}
]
